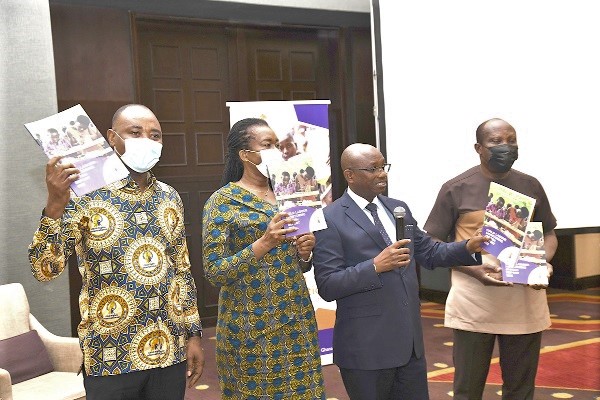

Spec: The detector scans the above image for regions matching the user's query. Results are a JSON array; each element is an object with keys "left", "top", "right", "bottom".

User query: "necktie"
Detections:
[{"left": 365, "top": 203, "right": 393, "bottom": 246}]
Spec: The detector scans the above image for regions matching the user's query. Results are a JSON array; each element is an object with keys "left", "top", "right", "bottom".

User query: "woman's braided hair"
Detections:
[{"left": 222, "top": 118, "right": 270, "bottom": 185}]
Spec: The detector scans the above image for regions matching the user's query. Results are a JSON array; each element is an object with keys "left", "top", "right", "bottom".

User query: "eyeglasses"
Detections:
[{"left": 347, "top": 164, "right": 391, "bottom": 173}]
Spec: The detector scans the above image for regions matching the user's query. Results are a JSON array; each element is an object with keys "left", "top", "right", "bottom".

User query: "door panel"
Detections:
[
  {"left": 245, "top": 29, "right": 321, "bottom": 101},
  {"left": 135, "top": 20, "right": 340, "bottom": 326},
  {"left": 136, "top": 22, "right": 231, "bottom": 325}
]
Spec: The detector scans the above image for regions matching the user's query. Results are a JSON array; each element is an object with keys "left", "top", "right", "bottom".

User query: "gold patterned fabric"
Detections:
[
  {"left": 28, "top": 174, "right": 201, "bottom": 377},
  {"left": 202, "top": 183, "right": 325, "bottom": 399}
]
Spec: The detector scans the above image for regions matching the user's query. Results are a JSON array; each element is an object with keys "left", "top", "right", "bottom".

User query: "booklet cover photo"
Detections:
[
  {"left": 25, "top": 104, "right": 128, "bottom": 196},
  {"left": 266, "top": 152, "right": 328, "bottom": 237}
]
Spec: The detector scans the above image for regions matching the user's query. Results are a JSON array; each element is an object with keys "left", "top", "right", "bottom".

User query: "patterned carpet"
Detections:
[
  {"left": 186, "top": 287, "right": 600, "bottom": 399},
  {"left": 425, "top": 288, "right": 600, "bottom": 399}
]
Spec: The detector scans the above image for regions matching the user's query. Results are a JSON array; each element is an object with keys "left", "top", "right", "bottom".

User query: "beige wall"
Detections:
[
  {"left": 0, "top": 0, "right": 72, "bottom": 336},
  {"left": 575, "top": 234, "right": 600, "bottom": 278}
]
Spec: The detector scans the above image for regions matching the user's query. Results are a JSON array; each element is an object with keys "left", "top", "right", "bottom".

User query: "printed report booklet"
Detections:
[
  {"left": 25, "top": 104, "right": 129, "bottom": 196},
  {"left": 513, "top": 222, "right": 549, "bottom": 285},
  {"left": 266, "top": 152, "right": 328, "bottom": 237},
  {"left": 480, "top": 182, "right": 548, "bottom": 285}
]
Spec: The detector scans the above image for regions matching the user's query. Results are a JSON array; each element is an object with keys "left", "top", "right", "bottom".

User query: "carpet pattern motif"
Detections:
[{"left": 186, "top": 288, "right": 600, "bottom": 399}]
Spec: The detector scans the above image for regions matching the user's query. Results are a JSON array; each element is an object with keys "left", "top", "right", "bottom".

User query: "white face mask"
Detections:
[
  {"left": 246, "top": 148, "right": 282, "bottom": 178},
  {"left": 114, "top": 132, "right": 163, "bottom": 173}
]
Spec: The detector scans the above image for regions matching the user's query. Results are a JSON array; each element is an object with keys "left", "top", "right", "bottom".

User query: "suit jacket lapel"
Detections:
[
  {"left": 341, "top": 192, "right": 388, "bottom": 249},
  {"left": 378, "top": 196, "right": 398, "bottom": 224}
]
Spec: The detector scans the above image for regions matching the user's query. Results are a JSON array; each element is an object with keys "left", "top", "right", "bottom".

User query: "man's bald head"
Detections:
[
  {"left": 341, "top": 143, "right": 381, "bottom": 171},
  {"left": 112, "top": 104, "right": 154, "bottom": 127},
  {"left": 476, "top": 118, "right": 516, "bottom": 144},
  {"left": 341, "top": 143, "right": 388, "bottom": 201}
]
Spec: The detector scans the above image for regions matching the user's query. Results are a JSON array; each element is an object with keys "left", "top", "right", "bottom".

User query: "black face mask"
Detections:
[{"left": 486, "top": 144, "right": 518, "bottom": 173}]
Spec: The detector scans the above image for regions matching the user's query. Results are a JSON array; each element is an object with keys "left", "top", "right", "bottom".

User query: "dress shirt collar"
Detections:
[
  {"left": 346, "top": 188, "right": 386, "bottom": 212},
  {"left": 110, "top": 172, "right": 157, "bottom": 191}
]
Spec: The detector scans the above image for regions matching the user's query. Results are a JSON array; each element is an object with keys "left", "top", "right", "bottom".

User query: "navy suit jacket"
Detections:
[{"left": 313, "top": 192, "right": 479, "bottom": 370}]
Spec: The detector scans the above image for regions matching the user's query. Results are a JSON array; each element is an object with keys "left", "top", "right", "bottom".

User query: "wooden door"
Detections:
[
  {"left": 135, "top": 19, "right": 339, "bottom": 325},
  {"left": 136, "top": 21, "right": 233, "bottom": 326},
  {"left": 242, "top": 28, "right": 326, "bottom": 101}
]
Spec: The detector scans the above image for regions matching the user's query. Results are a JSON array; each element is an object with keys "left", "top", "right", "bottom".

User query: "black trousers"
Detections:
[
  {"left": 339, "top": 352, "right": 429, "bottom": 400},
  {"left": 452, "top": 329, "right": 542, "bottom": 400},
  {"left": 83, "top": 361, "right": 187, "bottom": 400}
]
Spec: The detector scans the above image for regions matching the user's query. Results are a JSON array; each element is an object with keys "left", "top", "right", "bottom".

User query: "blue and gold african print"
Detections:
[
  {"left": 28, "top": 174, "right": 201, "bottom": 377},
  {"left": 202, "top": 183, "right": 325, "bottom": 399}
]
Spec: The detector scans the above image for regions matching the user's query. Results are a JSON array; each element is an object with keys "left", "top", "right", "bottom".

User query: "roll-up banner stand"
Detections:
[{"left": 227, "top": 100, "right": 335, "bottom": 365}]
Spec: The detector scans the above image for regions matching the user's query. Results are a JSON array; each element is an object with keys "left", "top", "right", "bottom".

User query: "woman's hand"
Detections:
[{"left": 252, "top": 212, "right": 298, "bottom": 259}]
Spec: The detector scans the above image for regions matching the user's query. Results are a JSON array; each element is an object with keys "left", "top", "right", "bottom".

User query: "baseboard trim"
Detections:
[
  {"left": 550, "top": 275, "right": 600, "bottom": 290},
  {"left": 419, "top": 288, "right": 448, "bottom": 304}
]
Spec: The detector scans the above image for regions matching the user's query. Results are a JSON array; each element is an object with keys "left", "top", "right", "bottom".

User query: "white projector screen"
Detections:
[{"left": 371, "top": 0, "right": 600, "bottom": 231}]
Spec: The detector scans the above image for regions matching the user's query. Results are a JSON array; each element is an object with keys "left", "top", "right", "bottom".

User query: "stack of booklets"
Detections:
[
  {"left": 265, "top": 152, "right": 328, "bottom": 237},
  {"left": 25, "top": 104, "right": 129, "bottom": 196},
  {"left": 480, "top": 182, "right": 549, "bottom": 285}
]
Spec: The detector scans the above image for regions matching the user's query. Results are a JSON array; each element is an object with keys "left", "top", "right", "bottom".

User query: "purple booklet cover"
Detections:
[
  {"left": 481, "top": 225, "right": 522, "bottom": 282},
  {"left": 480, "top": 182, "right": 547, "bottom": 285},
  {"left": 282, "top": 205, "right": 326, "bottom": 237},
  {"left": 512, "top": 222, "right": 549, "bottom": 285},
  {"left": 267, "top": 152, "right": 327, "bottom": 237},
  {"left": 25, "top": 104, "right": 128, "bottom": 196}
]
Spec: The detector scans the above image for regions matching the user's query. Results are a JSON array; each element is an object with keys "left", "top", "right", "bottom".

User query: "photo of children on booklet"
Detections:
[
  {"left": 515, "top": 222, "right": 549, "bottom": 285},
  {"left": 484, "top": 189, "right": 534, "bottom": 246},
  {"left": 25, "top": 104, "right": 128, "bottom": 196},
  {"left": 36, "top": 113, "right": 108, "bottom": 159},
  {"left": 267, "top": 152, "right": 327, "bottom": 237}
]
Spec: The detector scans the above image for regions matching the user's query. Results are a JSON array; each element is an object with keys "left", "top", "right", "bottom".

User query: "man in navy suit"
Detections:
[{"left": 313, "top": 143, "right": 487, "bottom": 400}]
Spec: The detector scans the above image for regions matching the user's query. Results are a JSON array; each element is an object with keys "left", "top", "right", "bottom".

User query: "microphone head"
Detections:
[{"left": 393, "top": 206, "right": 406, "bottom": 218}]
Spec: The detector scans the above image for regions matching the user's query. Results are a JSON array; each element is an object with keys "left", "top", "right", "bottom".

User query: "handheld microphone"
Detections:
[{"left": 393, "top": 206, "right": 406, "bottom": 241}]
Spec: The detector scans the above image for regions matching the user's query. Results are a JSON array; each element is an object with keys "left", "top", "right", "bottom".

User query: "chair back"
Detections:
[{"left": 0, "top": 283, "right": 31, "bottom": 340}]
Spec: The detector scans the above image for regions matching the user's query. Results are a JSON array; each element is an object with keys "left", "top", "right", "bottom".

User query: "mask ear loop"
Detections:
[
  {"left": 245, "top": 158, "right": 260, "bottom": 169},
  {"left": 238, "top": 149, "right": 249, "bottom": 164},
  {"left": 108, "top": 129, "right": 125, "bottom": 157},
  {"left": 241, "top": 149, "right": 261, "bottom": 168}
]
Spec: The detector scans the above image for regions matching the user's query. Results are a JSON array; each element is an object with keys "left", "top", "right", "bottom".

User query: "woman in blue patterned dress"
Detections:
[{"left": 202, "top": 118, "right": 325, "bottom": 399}]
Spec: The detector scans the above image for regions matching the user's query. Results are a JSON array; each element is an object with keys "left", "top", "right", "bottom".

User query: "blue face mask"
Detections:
[{"left": 486, "top": 144, "right": 518, "bottom": 173}]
